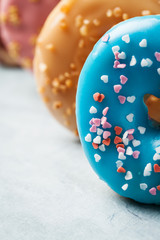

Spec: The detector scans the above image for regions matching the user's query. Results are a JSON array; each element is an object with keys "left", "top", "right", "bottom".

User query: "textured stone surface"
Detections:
[{"left": 0, "top": 66, "right": 160, "bottom": 240}]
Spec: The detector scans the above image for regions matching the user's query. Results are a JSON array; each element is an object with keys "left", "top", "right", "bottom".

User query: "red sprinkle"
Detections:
[
  {"left": 114, "top": 126, "right": 122, "bottom": 135},
  {"left": 157, "top": 185, "right": 160, "bottom": 191},
  {"left": 114, "top": 136, "right": 122, "bottom": 144},
  {"left": 102, "top": 138, "right": 111, "bottom": 146},
  {"left": 117, "top": 167, "right": 126, "bottom": 173},
  {"left": 92, "top": 143, "right": 99, "bottom": 149},
  {"left": 154, "top": 164, "right": 160, "bottom": 173},
  {"left": 93, "top": 93, "right": 105, "bottom": 102},
  {"left": 116, "top": 144, "right": 125, "bottom": 149}
]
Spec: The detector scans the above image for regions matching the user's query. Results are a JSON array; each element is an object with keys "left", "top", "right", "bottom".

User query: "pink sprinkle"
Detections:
[
  {"left": 103, "top": 122, "right": 112, "bottom": 129},
  {"left": 132, "top": 151, "right": 140, "bottom": 159},
  {"left": 127, "top": 129, "right": 135, "bottom": 135},
  {"left": 114, "top": 52, "right": 120, "bottom": 60},
  {"left": 118, "top": 95, "right": 126, "bottom": 104},
  {"left": 120, "top": 75, "right": 128, "bottom": 84},
  {"left": 93, "top": 118, "right": 101, "bottom": 127},
  {"left": 103, "top": 107, "right": 109, "bottom": 116},
  {"left": 90, "top": 125, "right": 97, "bottom": 132},
  {"left": 128, "top": 134, "right": 134, "bottom": 141},
  {"left": 155, "top": 52, "right": 160, "bottom": 62},
  {"left": 89, "top": 119, "right": 94, "bottom": 125},
  {"left": 103, "top": 131, "right": 111, "bottom": 139},
  {"left": 101, "top": 116, "right": 107, "bottom": 124},
  {"left": 113, "top": 60, "right": 120, "bottom": 68},
  {"left": 114, "top": 85, "right": 122, "bottom": 93},
  {"left": 102, "top": 34, "right": 109, "bottom": 43},
  {"left": 149, "top": 187, "right": 157, "bottom": 196},
  {"left": 117, "top": 64, "right": 126, "bottom": 69},
  {"left": 117, "top": 147, "right": 125, "bottom": 153}
]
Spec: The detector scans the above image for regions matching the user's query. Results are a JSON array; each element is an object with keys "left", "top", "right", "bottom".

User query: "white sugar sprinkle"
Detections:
[
  {"left": 94, "top": 154, "right": 101, "bottom": 162},
  {"left": 112, "top": 46, "right": 120, "bottom": 53},
  {"left": 139, "top": 39, "right": 147, "bottom": 48},
  {"left": 93, "top": 136, "right": 101, "bottom": 144},
  {"left": 118, "top": 52, "right": 126, "bottom": 59},
  {"left": 156, "top": 146, "right": 160, "bottom": 153},
  {"left": 126, "top": 113, "right": 134, "bottom": 122},
  {"left": 125, "top": 171, "right": 133, "bottom": 180},
  {"left": 144, "top": 163, "right": 152, "bottom": 177},
  {"left": 130, "top": 56, "right": 137, "bottom": 66},
  {"left": 132, "top": 139, "right": 141, "bottom": 147},
  {"left": 85, "top": 133, "right": 92, "bottom": 142},
  {"left": 126, "top": 147, "right": 133, "bottom": 155},
  {"left": 138, "top": 126, "right": 146, "bottom": 134},
  {"left": 99, "top": 144, "right": 106, "bottom": 152},
  {"left": 146, "top": 58, "right": 153, "bottom": 67},
  {"left": 97, "top": 128, "right": 103, "bottom": 135},
  {"left": 118, "top": 152, "right": 126, "bottom": 160},
  {"left": 122, "top": 34, "right": 130, "bottom": 43},
  {"left": 153, "top": 153, "right": 160, "bottom": 161},
  {"left": 122, "top": 183, "right": 128, "bottom": 191},
  {"left": 127, "top": 96, "right": 136, "bottom": 103},
  {"left": 140, "top": 183, "right": 148, "bottom": 191},
  {"left": 101, "top": 75, "right": 108, "bottom": 83},
  {"left": 123, "top": 138, "right": 129, "bottom": 146},
  {"left": 89, "top": 106, "right": 97, "bottom": 114},
  {"left": 141, "top": 59, "right": 148, "bottom": 67},
  {"left": 157, "top": 68, "right": 160, "bottom": 75}
]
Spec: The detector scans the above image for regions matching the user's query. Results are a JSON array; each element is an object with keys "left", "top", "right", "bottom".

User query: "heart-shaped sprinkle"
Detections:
[
  {"left": 140, "top": 183, "right": 148, "bottom": 191},
  {"left": 139, "top": 39, "right": 147, "bottom": 47},
  {"left": 102, "top": 107, "right": 109, "bottom": 116},
  {"left": 149, "top": 187, "right": 156, "bottom": 196},
  {"left": 128, "top": 134, "right": 134, "bottom": 141},
  {"left": 102, "top": 122, "right": 112, "bottom": 129},
  {"left": 130, "top": 55, "right": 137, "bottom": 66},
  {"left": 102, "top": 138, "right": 111, "bottom": 146},
  {"left": 155, "top": 146, "right": 160, "bottom": 153},
  {"left": 114, "top": 126, "right": 122, "bottom": 135},
  {"left": 101, "top": 75, "right": 108, "bottom": 83},
  {"left": 122, "top": 183, "right": 128, "bottom": 191},
  {"left": 118, "top": 152, "right": 126, "bottom": 160},
  {"left": 125, "top": 171, "right": 133, "bottom": 180},
  {"left": 127, "top": 129, "right": 135, "bottom": 134},
  {"left": 141, "top": 59, "right": 148, "bottom": 67},
  {"left": 117, "top": 167, "right": 126, "bottom": 173},
  {"left": 120, "top": 75, "right": 128, "bottom": 84},
  {"left": 146, "top": 58, "right": 153, "bottom": 67},
  {"left": 90, "top": 125, "right": 97, "bottom": 132},
  {"left": 116, "top": 144, "right": 125, "bottom": 149},
  {"left": 93, "top": 118, "right": 101, "bottom": 126},
  {"left": 113, "top": 60, "right": 120, "bottom": 68},
  {"left": 122, "top": 34, "right": 130, "bottom": 43},
  {"left": 93, "top": 136, "right": 101, "bottom": 144},
  {"left": 93, "top": 92, "right": 105, "bottom": 102},
  {"left": 117, "top": 147, "right": 125, "bottom": 153},
  {"left": 126, "top": 147, "right": 133, "bottom": 155},
  {"left": 132, "top": 139, "right": 141, "bottom": 147},
  {"left": 114, "top": 84, "right": 122, "bottom": 93},
  {"left": 94, "top": 154, "right": 101, "bottom": 162},
  {"left": 138, "top": 126, "right": 146, "bottom": 134},
  {"left": 118, "top": 52, "right": 126, "bottom": 59},
  {"left": 99, "top": 144, "right": 106, "bottom": 152},
  {"left": 155, "top": 52, "right": 160, "bottom": 62},
  {"left": 89, "top": 106, "right": 97, "bottom": 114},
  {"left": 103, "top": 131, "right": 111, "bottom": 139},
  {"left": 112, "top": 45, "right": 120, "bottom": 53},
  {"left": 85, "top": 133, "right": 92, "bottom": 142},
  {"left": 114, "top": 136, "right": 122, "bottom": 144},
  {"left": 114, "top": 51, "right": 120, "bottom": 60},
  {"left": 154, "top": 164, "right": 160, "bottom": 173},
  {"left": 118, "top": 95, "right": 126, "bottom": 104},
  {"left": 133, "top": 151, "right": 140, "bottom": 159},
  {"left": 126, "top": 113, "right": 134, "bottom": 122},
  {"left": 127, "top": 96, "right": 136, "bottom": 103},
  {"left": 92, "top": 143, "right": 99, "bottom": 149},
  {"left": 157, "top": 185, "right": 160, "bottom": 191},
  {"left": 144, "top": 163, "right": 152, "bottom": 176},
  {"left": 97, "top": 128, "right": 103, "bottom": 135},
  {"left": 153, "top": 153, "right": 160, "bottom": 161},
  {"left": 116, "top": 160, "right": 123, "bottom": 168}
]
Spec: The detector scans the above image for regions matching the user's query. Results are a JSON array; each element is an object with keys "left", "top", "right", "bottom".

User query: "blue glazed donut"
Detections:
[{"left": 76, "top": 15, "right": 160, "bottom": 204}]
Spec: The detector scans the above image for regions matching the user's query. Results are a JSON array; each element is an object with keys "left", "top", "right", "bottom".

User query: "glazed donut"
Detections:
[
  {"left": 0, "top": 0, "right": 60, "bottom": 68},
  {"left": 34, "top": 0, "right": 160, "bottom": 135},
  {"left": 76, "top": 15, "right": 160, "bottom": 204}
]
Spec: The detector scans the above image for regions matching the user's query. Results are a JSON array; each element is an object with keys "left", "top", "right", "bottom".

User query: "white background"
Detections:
[{"left": 0, "top": 66, "right": 160, "bottom": 240}]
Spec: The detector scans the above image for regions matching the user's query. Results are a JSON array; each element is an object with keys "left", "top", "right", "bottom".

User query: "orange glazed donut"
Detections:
[{"left": 34, "top": 0, "right": 160, "bottom": 135}]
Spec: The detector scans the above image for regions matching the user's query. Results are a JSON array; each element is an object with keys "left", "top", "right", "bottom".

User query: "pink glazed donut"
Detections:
[{"left": 0, "top": 0, "right": 60, "bottom": 68}]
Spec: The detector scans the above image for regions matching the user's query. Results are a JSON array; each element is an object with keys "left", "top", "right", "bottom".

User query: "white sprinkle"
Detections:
[
  {"left": 93, "top": 136, "right": 101, "bottom": 144},
  {"left": 144, "top": 163, "right": 152, "bottom": 177},
  {"left": 122, "top": 183, "right": 128, "bottom": 191},
  {"left": 156, "top": 146, "right": 160, "bottom": 153},
  {"left": 125, "top": 171, "right": 133, "bottom": 180},
  {"left": 122, "top": 34, "right": 130, "bottom": 43},
  {"left": 130, "top": 56, "right": 137, "bottom": 66},
  {"left": 123, "top": 131, "right": 128, "bottom": 139},
  {"left": 153, "top": 153, "right": 160, "bottom": 161},
  {"left": 116, "top": 160, "right": 123, "bottom": 168},
  {"left": 138, "top": 126, "right": 146, "bottom": 134},
  {"left": 39, "top": 62, "right": 47, "bottom": 72},
  {"left": 139, "top": 39, "right": 147, "bottom": 48},
  {"left": 101, "top": 75, "right": 108, "bottom": 83},
  {"left": 118, "top": 52, "right": 126, "bottom": 59},
  {"left": 146, "top": 58, "right": 153, "bottom": 67},
  {"left": 126, "top": 113, "right": 134, "bottom": 122},
  {"left": 126, "top": 146, "right": 133, "bottom": 155},
  {"left": 85, "top": 133, "right": 92, "bottom": 142},
  {"left": 99, "top": 144, "right": 106, "bottom": 152},
  {"left": 123, "top": 138, "right": 129, "bottom": 146},
  {"left": 112, "top": 46, "right": 120, "bottom": 53},
  {"left": 118, "top": 152, "right": 126, "bottom": 160},
  {"left": 157, "top": 68, "right": 160, "bottom": 75},
  {"left": 127, "top": 96, "right": 136, "bottom": 103},
  {"left": 97, "top": 128, "right": 103, "bottom": 135},
  {"left": 94, "top": 154, "right": 101, "bottom": 162},
  {"left": 140, "top": 183, "right": 148, "bottom": 191},
  {"left": 89, "top": 106, "right": 97, "bottom": 114},
  {"left": 132, "top": 139, "right": 141, "bottom": 147},
  {"left": 141, "top": 59, "right": 148, "bottom": 67}
]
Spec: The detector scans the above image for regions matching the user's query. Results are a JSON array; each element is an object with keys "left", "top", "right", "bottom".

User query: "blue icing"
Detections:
[{"left": 76, "top": 16, "right": 160, "bottom": 204}]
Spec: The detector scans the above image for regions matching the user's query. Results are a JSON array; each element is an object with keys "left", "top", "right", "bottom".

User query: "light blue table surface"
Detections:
[{"left": 0, "top": 66, "right": 160, "bottom": 240}]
